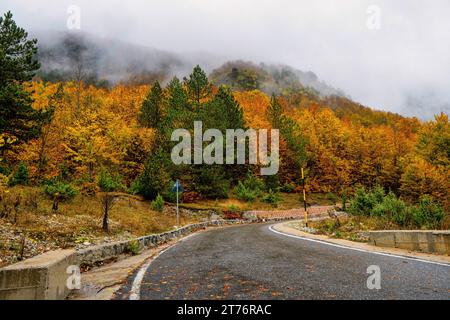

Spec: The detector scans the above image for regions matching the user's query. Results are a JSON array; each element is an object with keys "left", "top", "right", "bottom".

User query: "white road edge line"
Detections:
[
  {"left": 268, "top": 225, "right": 450, "bottom": 268},
  {"left": 129, "top": 233, "right": 198, "bottom": 300}
]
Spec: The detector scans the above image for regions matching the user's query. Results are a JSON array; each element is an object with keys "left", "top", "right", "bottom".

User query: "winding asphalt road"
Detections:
[{"left": 116, "top": 223, "right": 450, "bottom": 300}]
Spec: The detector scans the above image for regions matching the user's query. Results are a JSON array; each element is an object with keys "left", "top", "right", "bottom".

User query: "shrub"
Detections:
[
  {"left": 372, "top": 192, "right": 408, "bottom": 226},
  {"left": 23, "top": 189, "right": 39, "bottom": 211},
  {"left": 125, "top": 240, "right": 140, "bottom": 255},
  {"left": 0, "top": 164, "right": 11, "bottom": 176},
  {"left": 280, "top": 182, "right": 296, "bottom": 193},
  {"left": 98, "top": 169, "right": 124, "bottom": 192},
  {"left": 44, "top": 182, "right": 78, "bottom": 200},
  {"left": 348, "top": 187, "right": 446, "bottom": 229},
  {"left": 348, "top": 186, "right": 385, "bottom": 216},
  {"left": 128, "top": 179, "right": 141, "bottom": 195},
  {"left": 0, "top": 189, "right": 21, "bottom": 222},
  {"left": 9, "top": 162, "right": 29, "bottom": 186},
  {"left": 151, "top": 194, "right": 165, "bottom": 212},
  {"left": 334, "top": 230, "right": 342, "bottom": 238},
  {"left": 235, "top": 172, "right": 264, "bottom": 202},
  {"left": 261, "top": 189, "right": 281, "bottom": 206},
  {"left": 412, "top": 195, "right": 445, "bottom": 229},
  {"left": 242, "top": 172, "right": 265, "bottom": 192},
  {"left": 44, "top": 182, "right": 78, "bottom": 211},
  {"left": 235, "top": 181, "right": 258, "bottom": 202},
  {"left": 368, "top": 185, "right": 385, "bottom": 205},
  {"left": 348, "top": 187, "right": 371, "bottom": 215}
]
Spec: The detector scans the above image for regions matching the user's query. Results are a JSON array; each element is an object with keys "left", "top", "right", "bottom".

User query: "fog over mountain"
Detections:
[
  {"left": 34, "top": 32, "right": 344, "bottom": 98},
  {"left": 35, "top": 31, "right": 224, "bottom": 85},
  {"left": 2, "top": 0, "right": 450, "bottom": 119}
]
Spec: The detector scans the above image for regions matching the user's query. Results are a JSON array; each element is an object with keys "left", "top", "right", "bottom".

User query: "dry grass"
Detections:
[
  {"left": 443, "top": 215, "right": 450, "bottom": 230},
  {"left": 1, "top": 186, "right": 202, "bottom": 246},
  {"left": 0, "top": 186, "right": 208, "bottom": 267}
]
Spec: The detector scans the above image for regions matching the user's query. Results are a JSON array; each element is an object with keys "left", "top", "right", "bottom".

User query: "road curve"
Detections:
[{"left": 116, "top": 223, "right": 450, "bottom": 300}]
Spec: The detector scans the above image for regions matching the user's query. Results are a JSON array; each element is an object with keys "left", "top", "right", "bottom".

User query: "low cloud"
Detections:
[{"left": 1, "top": 0, "right": 449, "bottom": 119}]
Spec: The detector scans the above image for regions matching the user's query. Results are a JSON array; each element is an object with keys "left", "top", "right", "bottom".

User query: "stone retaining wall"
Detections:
[
  {"left": 244, "top": 206, "right": 334, "bottom": 220},
  {"left": 76, "top": 220, "right": 241, "bottom": 266}
]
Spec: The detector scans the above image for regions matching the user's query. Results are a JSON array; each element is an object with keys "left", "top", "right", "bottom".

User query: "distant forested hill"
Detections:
[
  {"left": 209, "top": 60, "right": 345, "bottom": 97},
  {"left": 33, "top": 32, "right": 407, "bottom": 126}
]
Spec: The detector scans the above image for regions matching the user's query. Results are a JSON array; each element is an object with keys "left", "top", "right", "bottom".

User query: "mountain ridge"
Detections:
[
  {"left": 32, "top": 31, "right": 412, "bottom": 124},
  {"left": 34, "top": 32, "right": 344, "bottom": 96}
]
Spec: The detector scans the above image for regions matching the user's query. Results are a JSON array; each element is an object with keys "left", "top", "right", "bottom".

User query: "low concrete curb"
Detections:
[
  {"left": 368, "top": 230, "right": 450, "bottom": 255},
  {"left": 0, "top": 217, "right": 292, "bottom": 300}
]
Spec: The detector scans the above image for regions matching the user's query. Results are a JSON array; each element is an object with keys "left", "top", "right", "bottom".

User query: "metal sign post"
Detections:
[
  {"left": 176, "top": 185, "right": 179, "bottom": 226},
  {"left": 171, "top": 180, "right": 184, "bottom": 227}
]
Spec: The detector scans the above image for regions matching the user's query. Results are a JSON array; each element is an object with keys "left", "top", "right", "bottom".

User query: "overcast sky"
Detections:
[{"left": 2, "top": 0, "right": 450, "bottom": 118}]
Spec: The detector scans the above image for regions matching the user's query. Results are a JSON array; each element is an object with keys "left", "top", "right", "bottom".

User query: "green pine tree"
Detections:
[
  {"left": 214, "top": 86, "right": 245, "bottom": 130},
  {"left": 137, "top": 147, "right": 170, "bottom": 200},
  {"left": 183, "top": 65, "right": 212, "bottom": 104},
  {"left": 164, "top": 77, "right": 192, "bottom": 130},
  {"left": 9, "top": 161, "right": 29, "bottom": 186},
  {"left": 196, "top": 86, "right": 248, "bottom": 188},
  {"left": 139, "top": 81, "right": 164, "bottom": 129},
  {"left": 267, "top": 94, "right": 283, "bottom": 129},
  {"left": 0, "top": 11, "right": 49, "bottom": 154}
]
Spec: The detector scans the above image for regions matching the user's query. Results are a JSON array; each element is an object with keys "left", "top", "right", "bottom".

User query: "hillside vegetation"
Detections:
[
  {"left": 2, "top": 76, "right": 448, "bottom": 211},
  {"left": 0, "top": 11, "right": 449, "bottom": 267}
]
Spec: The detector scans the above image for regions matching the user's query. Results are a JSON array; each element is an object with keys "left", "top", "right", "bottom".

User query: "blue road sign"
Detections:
[{"left": 171, "top": 180, "right": 184, "bottom": 193}]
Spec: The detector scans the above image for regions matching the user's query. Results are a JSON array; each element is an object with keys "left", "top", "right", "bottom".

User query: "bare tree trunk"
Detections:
[
  {"left": 102, "top": 201, "right": 109, "bottom": 232},
  {"left": 52, "top": 195, "right": 60, "bottom": 212},
  {"left": 101, "top": 193, "right": 115, "bottom": 233}
]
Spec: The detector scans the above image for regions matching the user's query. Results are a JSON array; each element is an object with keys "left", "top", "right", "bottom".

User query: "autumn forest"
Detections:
[{"left": 1, "top": 9, "right": 449, "bottom": 254}]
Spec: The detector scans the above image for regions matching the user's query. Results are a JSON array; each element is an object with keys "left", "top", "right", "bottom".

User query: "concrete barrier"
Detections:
[
  {"left": 0, "top": 249, "right": 76, "bottom": 300},
  {"left": 368, "top": 230, "right": 450, "bottom": 255}
]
